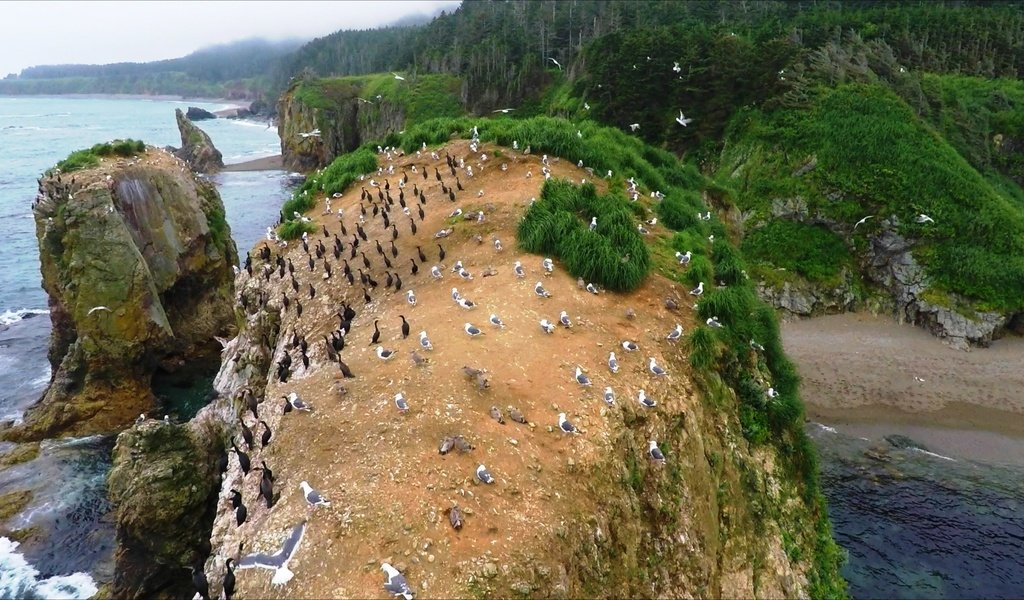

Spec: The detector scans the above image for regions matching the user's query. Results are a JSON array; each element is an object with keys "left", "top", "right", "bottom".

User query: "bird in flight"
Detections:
[
  {"left": 492, "top": 108, "right": 515, "bottom": 114},
  {"left": 675, "top": 110, "right": 693, "bottom": 127},
  {"left": 392, "top": 72, "right": 406, "bottom": 81},
  {"left": 854, "top": 215, "right": 874, "bottom": 229},
  {"left": 548, "top": 57, "right": 562, "bottom": 70}
]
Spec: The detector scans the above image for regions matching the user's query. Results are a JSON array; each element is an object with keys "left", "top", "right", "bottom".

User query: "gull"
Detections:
[
  {"left": 750, "top": 339, "right": 765, "bottom": 351},
  {"left": 356, "top": 97, "right": 374, "bottom": 104},
  {"left": 236, "top": 521, "right": 307, "bottom": 586},
  {"left": 381, "top": 562, "right": 415, "bottom": 600},
  {"left": 391, "top": 72, "right": 406, "bottom": 81},
  {"left": 394, "top": 392, "right": 409, "bottom": 413},
  {"left": 534, "top": 282, "right": 552, "bottom": 298},
  {"left": 766, "top": 387, "right": 780, "bottom": 399},
  {"left": 608, "top": 352, "right": 619, "bottom": 373},
  {"left": 706, "top": 316, "right": 724, "bottom": 328},
  {"left": 451, "top": 286, "right": 462, "bottom": 301},
  {"left": 464, "top": 323, "right": 484, "bottom": 337},
  {"left": 493, "top": 108, "right": 515, "bottom": 113},
  {"left": 513, "top": 261, "right": 525, "bottom": 278},
  {"left": 854, "top": 215, "right": 874, "bottom": 229},
  {"left": 577, "top": 130, "right": 583, "bottom": 138},
  {"left": 690, "top": 282, "right": 704, "bottom": 296},
  {"left": 637, "top": 224, "right": 650, "bottom": 235},
  {"left": 638, "top": 389, "right": 656, "bottom": 408},
  {"left": 649, "top": 440, "right": 666, "bottom": 462},
  {"left": 300, "top": 481, "right": 330, "bottom": 508},
  {"left": 558, "top": 412, "right": 578, "bottom": 434},
  {"left": 584, "top": 102, "right": 590, "bottom": 110},
  {"left": 376, "top": 346, "right": 398, "bottom": 360},
  {"left": 431, "top": 265, "right": 443, "bottom": 279},
  {"left": 88, "top": 306, "right": 112, "bottom": 315},
  {"left": 662, "top": 321, "right": 685, "bottom": 342},
  {"left": 672, "top": 61, "right": 681, "bottom": 73},
  {"left": 648, "top": 357, "right": 668, "bottom": 376},
  {"left": 629, "top": 123, "right": 640, "bottom": 132},
  {"left": 646, "top": 217, "right": 657, "bottom": 226},
  {"left": 539, "top": 319, "right": 555, "bottom": 334},
  {"left": 559, "top": 310, "right": 572, "bottom": 328},
  {"left": 489, "top": 314, "right": 505, "bottom": 328},
  {"left": 916, "top": 213, "right": 935, "bottom": 224},
  {"left": 419, "top": 331, "right": 433, "bottom": 351},
  {"left": 589, "top": 216, "right": 597, "bottom": 231},
  {"left": 675, "top": 110, "right": 693, "bottom": 126},
  {"left": 548, "top": 57, "right": 562, "bottom": 70},
  {"left": 603, "top": 387, "right": 616, "bottom": 406},
  {"left": 675, "top": 251, "right": 692, "bottom": 265},
  {"left": 494, "top": 239, "right": 502, "bottom": 251},
  {"left": 406, "top": 290, "right": 416, "bottom": 306},
  {"left": 476, "top": 464, "right": 495, "bottom": 484},
  {"left": 542, "top": 257, "right": 554, "bottom": 273},
  {"left": 622, "top": 340, "right": 639, "bottom": 352},
  {"left": 574, "top": 366, "right": 591, "bottom": 386},
  {"left": 586, "top": 283, "right": 599, "bottom": 295},
  {"left": 456, "top": 297, "right": 476, "bottom": 310},
  {"left": 297, "top": 129, "right": 321, "bottom": 139}
]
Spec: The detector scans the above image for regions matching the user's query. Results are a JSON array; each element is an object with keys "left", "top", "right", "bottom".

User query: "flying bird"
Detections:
[
  {"left": 391, "top": 72, "right": 406, "bottom": 81},
  {"left": 493, "top": 108, "right": 515, "bottom": 114},
  {"left": 547, "top": 57, "right": 562, "bottom": 70},
  {"left": 235, "top": 521, "right": 307, "bottom": 586},
  {"left": 854, "top": 215, "right": 874, "bottom": 229},
  {"left": 916, "top": 213, "right": 935, "bottom": 224},
  {"left": 675, "top": 110, "right": 693, "bottom": 126},
  {"left": 87, "top": 306, "right": 112, "bottom": 315}
]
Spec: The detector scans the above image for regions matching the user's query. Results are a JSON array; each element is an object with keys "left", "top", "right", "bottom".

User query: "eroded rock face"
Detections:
[
  {"left": 186, "top": 106, "right": 217, "bottom": 121},
  {"left": 9, "top": 149, "right": 238, "bottom": 441},
  {"left": 174, "top": 109, "right": 224, "bottom": 173}
]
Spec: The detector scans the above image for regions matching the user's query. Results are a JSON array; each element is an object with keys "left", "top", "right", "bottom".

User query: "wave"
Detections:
[
  {"left": 0, "top": 309, "right": 48, "bottom": 326},
  {"left": 811, "top": 422, "right": 838, "bottom": 434},
  {"left": 0, "top": 537, "right": 98, "bottom": 600},
  {"left": 912, "top": 447, "right": 957, "bottom": 462}
]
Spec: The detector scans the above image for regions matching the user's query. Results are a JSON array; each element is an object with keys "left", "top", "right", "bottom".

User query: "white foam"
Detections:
[
  {"left": 0, "top": 537, "right": 98, "bottom": 600},
  {"left": 29, "top": 366, "right": 51, "bottom": 389},
  {"left": 0, "top": 308, "right": 49, "bottom": 326},
  {"left": 811, "top": 422, "right": 838, "bottom": 434},
  {"left": 912, "top": 447, "right": 957, "bottom": 462}
]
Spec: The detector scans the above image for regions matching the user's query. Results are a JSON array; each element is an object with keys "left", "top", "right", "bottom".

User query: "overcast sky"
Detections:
[{"left": 1, "top": 1, "right": 461, "bottom": 77}]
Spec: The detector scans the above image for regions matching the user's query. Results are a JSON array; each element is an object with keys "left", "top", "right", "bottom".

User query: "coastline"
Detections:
[
  {"left": 221, "top": 154, "right": 283, "bottom": 172},
  {"left": 783, "top": 312, "right": 1024, "bottom": 459},
  {"left": 0, "top": 92, "right": 251, "bottom": 108}
]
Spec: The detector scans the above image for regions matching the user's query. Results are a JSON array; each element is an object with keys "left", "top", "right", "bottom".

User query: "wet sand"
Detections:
[
  {"left": 221, "top": 154, "right": 283, "bottom": 171},
  {"left": 782, "top": 313, "right": 1024, "bottom": 462}
]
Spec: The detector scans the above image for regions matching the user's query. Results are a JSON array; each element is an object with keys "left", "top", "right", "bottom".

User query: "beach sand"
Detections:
[
  {"left": 221, "top": 154, "right": 283, "bottom": 171},
  {"left": 782, "top": 313, "right": 1024, "bottom": 459}
]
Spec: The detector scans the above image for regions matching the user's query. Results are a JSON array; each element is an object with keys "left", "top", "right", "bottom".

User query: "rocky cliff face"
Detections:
[
  {"left": 9, "top": 148, "right": 238, "bottom": 441},
  {"left": 277, "top": 79, "right": 407, "bottom": 172},
  {"left": 174, "top": 109, "right": 224, "bottom": 173}
]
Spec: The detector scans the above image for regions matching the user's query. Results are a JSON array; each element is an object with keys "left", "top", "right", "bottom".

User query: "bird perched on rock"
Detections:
[
  {"left": 541, "top": 258, "right": 554, "bottom": 274},
  {"left": 534, "top": 282, "right": 552, "bottom": 298},
  {"left": 448, "top": 505, "right": 463, "bottom": 530},
  {"left": 539, "top": 319, "right": 555, "bottom": 334},
  {"left": 476, "top": 464, "right": 495, "bottom": 484},
  {"left": 394, "top": 393, "right": 409, "bottom": 413},
  {"left": 489, "top": 406, "right": 505, "bottom": 424},
  {"left": 513, "top": 261, "right": 525, "bottom": 278},
  {"left": 300, "top": 481, "right": 330, "bottom": 509},
  {"left": 608, "top": 352, "right": 619, "bottom": 373},
  {"left": 690, "top": 281, "right": 704, "bottom": 296},
  {"left": 622, "top": 340, "right": 639, "bottom": 352},
  {"left": 667, "top": 324, "right": 684, "bottom": 341},
  {"left": 648, "top": 440, "right": 666, "bottom": 463},
  {"left": 376, "top": 346, "right": 398, "bottom": 360},
  {"left": 489, "top": 314, "right": 504, "bottom": 328},
  {"left": 559, "top": 310, "right": 572, "bottom": 328},
  {"left": 558, "top": 412, "right": 579, "bottom": 434},
  {"left": 381, "top": 562, "right": 415, "bottom": 600},
  {"left": 464, "top": 322, "right": 484, "bottom": 337},
  {"left": 638, "top": 389, "right": 656, "bottom": 408},
  {"left": 286, "top": 392, "right": 312, "bottom": 412},
  {"left": 603, "top": 387, "right": 616, "bottom": 406},
  {"left": 649, "top": 357, "right": 668, "bottom": 377},
  {"left": 575, "top": 366, "right": 591, "bottom": 386},
  {"left": 508, "top": 406, "right": 527, "bottom": 424}
]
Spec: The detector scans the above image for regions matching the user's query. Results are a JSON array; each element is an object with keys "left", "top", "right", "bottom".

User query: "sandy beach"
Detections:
[
  {"left": 221, "top": 154, "right": 283, "bottom": 171},
  {"left": 782, "top": 313, "right": 1024, "bottom": 457}
]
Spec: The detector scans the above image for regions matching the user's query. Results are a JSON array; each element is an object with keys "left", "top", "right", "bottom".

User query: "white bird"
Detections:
[
  {"left": 513, "top": 261, "right": 525, "bottom": 278},
  {"left": 394, "top": 392, "right": 409, "bottom": 413},
  {"left": 451, "top": 286, "right": 461, "bottom": 301},
  {"left": 431, "top": 265, "right": 443, "bottom": 279},
  {"left": 675, "top": 110, "right": 693, "bottom": 126},
  {"left": 539, "top": 319, "right": 555, "bottom": 334},
  {"left": 456, "top": 297, "right": 477, "bottom": 310},
  {"left": 476, "top": 464, "right": 495, "bottom": 484},
  {"left": 419, "top": 331, "right": 433, "bottom": 351},
  {"left": 637, "top": 224, "right": 650, "bottom": 235},
  {"left": 558, "top": 412, "right": 578, "bottom": 433},
  {"left": 767, "top": 387, "right": 780, "bottom": 399},
  {"left": 559, "top": 310, "right": 572, "bottom": 328},
  {"left": 667, "top": 324, "right": 684, "bottom": 341},
  {"left": 589, "top": 216, "right": 597, "bottom": 231},
  {"left": 376, "top": 346, "right": 397, "bottom": 360},
  {"left": 492, "top": 108, "right": 514, "bottom": 114},
  {"left": 381, "top": 562, "right": 415, "bottom": 600},
  {"left": 638, "top": 389, "right": 656, "bottom": 408},
  {"left": 464, "top": 322, "right": 484, "bottom": 337},
  {"left": 586, "top": 283, "right": 599, "bottom": 295},
  {"left": 584, "top": 102, "right": 590, "bottom": 110},
  {"left": 542, "top": 257, "right": 554, "bottom": 273},
  {"left": 489, "top": 314, "right": 504, "bottom": 328},
  {"left": 672, "top": 61, "right": 681, "bottom": 73},
  {"left": 535, "top": 282, "right": 552, "bottom": 298},
  {"left": 548, "top": 57, "right": 562, "bottom": 70},
  {"left": 574, "top": 366, "right": 591, "bottom": 386},
  {"left": 648, "top": 357, "right": 668, "bottom": 377},
  {"left": 608, "top": 352, "right": 619, "bottom": 373},
  {"left": 458, "top": 268, "right": 474, "bottom": 281},
  {"left": 916, "top": 213, "right": 935, "bottom": 224},
  {"left": 406, "top": 289, "right": 416, "bottom": 306},
  {"left": 646, "top": 217, "right": 658, "bottom": 226},
  {"left": 854, "top": 215, "right": 874, "bottom": 229},
  {"left": 391, "top": 72, "right": 406, "bottom": 81},
  {"left": 300, "top": 481, "right": 330, "bottom": 508},
  {"left": 286, "top": 392, "right": 312, "bottom": 412},
  {"left": 706, "top": 316, "right": 724, "bottom": 328},
  {"left": 750, "top": 339, "right": 765, "bottom": 351},
  {"left": 603, "top": 386, "right": 616, "bottom": 406},
  {"left": 494, "top": 239, "right": 502, "bottom": 251},
  {"left": 648, "top": 440, "right": 666, "bottom": 462},
  {"left": 298, "top": 129, "right": 321, "bottom": 139},
  {"left": 87, "top": 306, "right": 112, "bottom": 315},
  {"left": 135, "top": 413, "right": 145, "bottom": 425},
  {"left": 235, "top": 521, "right": 307, "bottom": 586},
  {"left": 690, "top": 282, "right": 704, "bottom": 296},
  {"left": 622, "top": 340, "right": 639, "bottom": 352},
  {"left": 675, "top": 250, "right": 692, "bottom": 265},
  {"left": 629, "top": 123, "right": 640, "bottom": 132}
]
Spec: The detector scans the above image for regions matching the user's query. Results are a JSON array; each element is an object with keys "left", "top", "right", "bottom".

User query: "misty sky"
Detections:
[{"left": 0, "top": 1, "right": 461, "bottom": 77}]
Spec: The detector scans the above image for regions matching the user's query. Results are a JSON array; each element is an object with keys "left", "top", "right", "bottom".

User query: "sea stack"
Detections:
[
  {"left": 174, "top": 108, "right": 224, "bottom": 173},
  {"left": 9, "top": 144, "right": 238, "bottom": 440}
]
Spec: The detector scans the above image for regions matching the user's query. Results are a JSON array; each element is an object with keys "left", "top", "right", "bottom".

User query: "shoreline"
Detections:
[
  {"left": 782, "top": 312, "right": 1024, "bottom": 459},
  {"left": 221, "top": 154, "right": 283, "bottom": 172},
  {"left": 0, "top": 92, "right": 252, "bottom": 108}
]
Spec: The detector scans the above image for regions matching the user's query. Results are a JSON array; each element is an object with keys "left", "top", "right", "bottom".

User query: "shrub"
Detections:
[
  {"left": 277, "top": 220, "right": 316, "bottom": 240},
  {"left": 687, "top": 327, "right": 717, "bottom": 371},
  {"left": 54, "top": 138, "right": 146, "bottom": 173},
  {"left": 741, "top": 220, "right": 850, "bottom": 283}
]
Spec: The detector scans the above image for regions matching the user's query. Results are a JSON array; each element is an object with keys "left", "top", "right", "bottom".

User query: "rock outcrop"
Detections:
[
  {"left": 9, "top": 148, "right": 238, "bottom": 441},
  {"left": 174, "top": 109, "right": 224, "bottom": 173},
  {"left": 186, "top": 106, "right": 217, "bottom": 121}
]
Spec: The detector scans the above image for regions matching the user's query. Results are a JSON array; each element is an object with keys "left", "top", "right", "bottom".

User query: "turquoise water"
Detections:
[{"left": 0, "top": 96, "right": 290, "bottom": 597}]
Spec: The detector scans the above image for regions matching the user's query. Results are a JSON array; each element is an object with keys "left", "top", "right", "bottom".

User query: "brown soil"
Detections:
[
  {"left": 782, "top": 313, "right": 1024, "bottom": 440},
  {"left": 227, "top": 141, "right": 697, "bottom": 598}
]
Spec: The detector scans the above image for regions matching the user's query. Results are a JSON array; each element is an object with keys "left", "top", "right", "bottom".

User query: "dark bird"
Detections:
[
  {"left": 390, "top": 240, "right": 399, "bottom": 258},
  {"left": 383, "top": 255, "right": 393, "bottom": 269},
  {"left": 437, "top": 244, "right": 446, "bottom": 261},
  {"left": 235, "top": 501, "right": 248, "bottom": 527},
  {"left": 363, "top": 288, "right": 372, "bottom": 304},
  {"left": 371, "top": 319, "right": 381, "bottom": 345},
  {"left": 357, "top": 224, "right": 368, "bottom": 241},
  {"left": 223, "top": 559, "right": 236, "bottom": 600},
  {"left": 456, "top": 177, "right": 463, "bottom": 191},
  {"left": 394, "top": 273, "right": 403, "bottom": 291},
  {"left": 243, "top": 389, "right": 259, "bottom": 420},
  {"left": 399, "top": 315, "right": 410, "bottom": 338},
  {"left": 189, "top": 566, "right": 210, "bottom": 600},
  {"left": 417, "top": 205, "right": 425, "bottom": 220},
  {"left": 260, "top": 421, "right": 272, "bottom": 447},
  {"left": 290, "top": 276, "right": 299, "bottom": 293},
  {"left": 338, "top": 359, "right": 355, "bottom": 378},
  {"left": 308, "top": 283, "right": 316, "bottom": 299},
  {"left": 385, "top": 271, "right": 394, "bottom": 288},
  {"left": 259, "top": 468, "right": 275, "bottom": 509},
  {"left": 409, "top": 259, "right": 419, "bottom": 275},
  {"left": 239, "top": 418, "right": 254, "bottom": 449},
  {"left": 295, "top": 300, "right": 303, "bottom": 318},
  {"left": 229, "top": 489, "right": 242, "bottom": 510},
  {"left": 376, "top": 240, "right": 385, "bottom": 256},
  {"left": 417, "top": 246, "right": 427, "bottom": 263},
  {"left": 409, "top": 219, "right": 417, "bottom": 235},
  {"left": 448, "top": 505, "right": 463, "bottom": 530},
  {"left": 361, "top": 252, "right": 371, "bottom": 269},
  {"left": 231, "top": 438, "right": 251, "bottom": 475},
  {"left": 391, "top": 224, "right": 399, "bottom": 240},
  {"left": 435, "top": 167, "right": 441, "bottom": 181}
]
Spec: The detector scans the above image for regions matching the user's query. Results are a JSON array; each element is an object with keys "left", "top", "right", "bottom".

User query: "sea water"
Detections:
[{"left": 0, "top": 95, "right": 290, "bottom": 597}]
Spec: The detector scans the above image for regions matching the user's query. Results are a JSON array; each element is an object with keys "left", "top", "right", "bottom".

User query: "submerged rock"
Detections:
[
  {"left": 174, "top": 109, "right": 224, "bottom": 173},
  {"left": 8, "top": 148, "right": 237, "bottom": 441}
]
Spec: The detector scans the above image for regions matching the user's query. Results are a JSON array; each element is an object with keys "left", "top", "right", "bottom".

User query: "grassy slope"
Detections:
[
  {"left": 718, "top": 83, "right": 1024, "bottom": 313},
  {"left": 292, "top": 73, "right": 463, "bottom": 124},
  {"left": 284, "top": 115, "right": 847, "bottom": 597}
]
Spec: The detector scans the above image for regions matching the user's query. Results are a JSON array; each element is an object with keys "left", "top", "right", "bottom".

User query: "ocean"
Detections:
[
  {"left": 1, "top": 96, "right": 1022, "bottom": 600},
  {"left": 0, "top": 95, "right": 292, "bottom": 598}
]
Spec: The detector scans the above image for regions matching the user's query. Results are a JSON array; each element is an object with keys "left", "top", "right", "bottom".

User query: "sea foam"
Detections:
[{"left": 0, "top": 537, "right": 98, "bottom": 600}]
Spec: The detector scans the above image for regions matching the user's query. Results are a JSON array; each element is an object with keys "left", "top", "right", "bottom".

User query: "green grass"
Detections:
[
  {"left": 277, "top": 220, "right": 316, "bottom": 241},
  {"left": 278, "top": 147, "right": 378, "bottom": 237},
  {"left": 720, "top": 83, "right": 1024, "bottom": 312},
  {"left": 293, "top": 73, "right": 464, "bottom": 124},
  {"left": 517, "top": 180, "right": 650, "bottom": 291},
  {"left": 54, "top": 139, "right": 146, "bottom": 173},
  {"left": 741, "top": 221, "right": 851, "bottom": 284}
]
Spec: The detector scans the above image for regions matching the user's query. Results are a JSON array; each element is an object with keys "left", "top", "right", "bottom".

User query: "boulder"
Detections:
[
  {"left": 174, "top": 109, "right": 224, "bottom": 173},
  {"left": 8, "top": 148, "right": 238, "bottom": 441},
  {"left": 185, "top": 106, "right": 217, "bottom": 121}
]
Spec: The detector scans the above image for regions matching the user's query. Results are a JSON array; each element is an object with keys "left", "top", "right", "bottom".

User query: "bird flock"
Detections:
[{"left": 198, "top": 135, "right": 694, "bottom": 600}]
